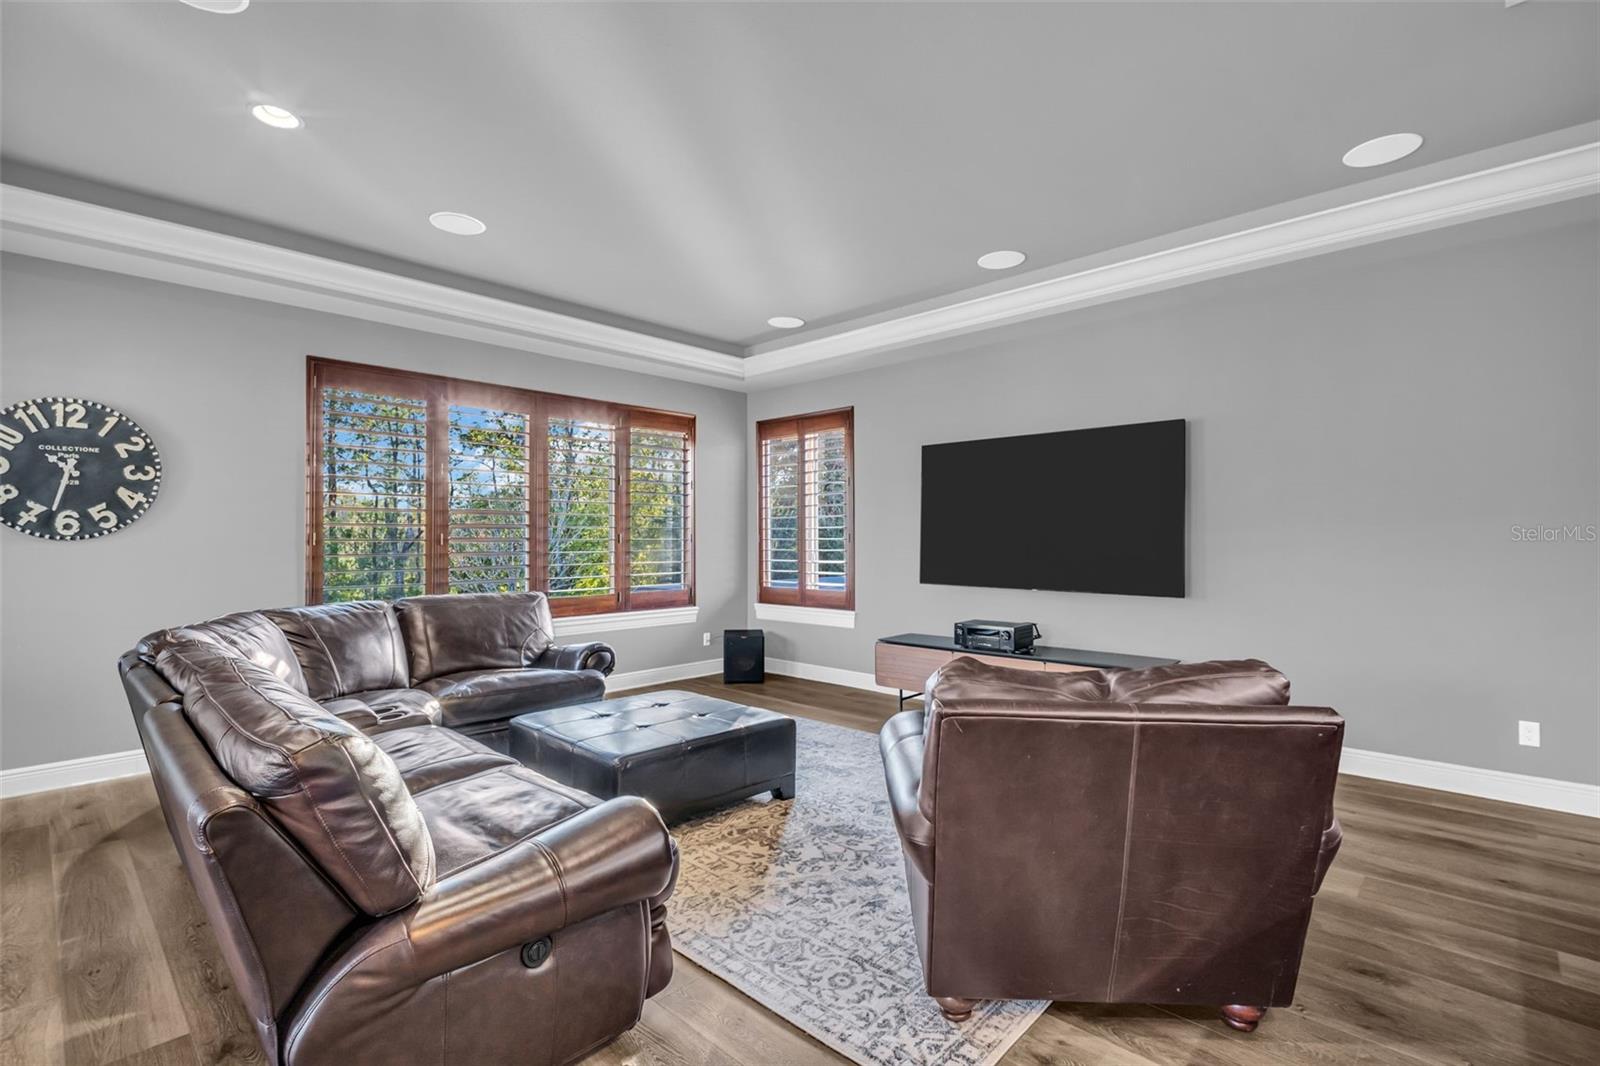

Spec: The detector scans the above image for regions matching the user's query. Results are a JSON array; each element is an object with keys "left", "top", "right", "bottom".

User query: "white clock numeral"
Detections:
[
  {"left": 0, "top": 423, "right": 21, "bottom": 449},
  {"left": 124, "top": 464, "right": 158, "bottom": 482},
  {"left": 16, "top": 500, "right": 46, "bottom": 527},
  {"left": 98, "top": 415, "right": 120, "bottom": 437},
  {"left": 89, "top": 503, "right": 118, "bottom": 529},
  {"left": 0, "top": 455, "right": 8, "bottom": 476},
  {"left": 53, "top": 509, "right": 81, "bottom": 537},
  {"left": 50, "top": 401, "right": 89, "bottom": 429},
  {"left": 114, "top": 436, "right": 147, "bottom": 459},
  {"left": 0, "top": 484, "right": 17, "bottom": 504},
  {"left": 117, "top": 486, "right": 149, "bottom": 509},
  {"left": 16, "top": 404, "right": 47, "bottom": 433}
]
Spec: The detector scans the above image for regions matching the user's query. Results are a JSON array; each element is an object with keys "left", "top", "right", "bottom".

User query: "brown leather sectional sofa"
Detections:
[
  {"left": 881, "top": 656, "right": 1344, "bottom": 1031},
  {"left": 119, "top": 592, "right": 676, "bottom": 1066}
]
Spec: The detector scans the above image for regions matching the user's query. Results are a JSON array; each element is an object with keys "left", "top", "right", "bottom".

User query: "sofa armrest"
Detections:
[
  {"left": 531, "top": 641, "right": 616, "bottom": 676},
  {"left": 406, "top": 796, "right": 673, "bottom": 978},
  {"left": 879, "top": 710, "right": 935, "bottom": 880},
  {"left": 1313, "top": 815, "right": 1342, "bottom": 893}
]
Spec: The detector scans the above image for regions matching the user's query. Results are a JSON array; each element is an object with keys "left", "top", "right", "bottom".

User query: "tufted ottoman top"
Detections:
[{"left": 508, "top": 690, "right": 796, "bottom": 821}]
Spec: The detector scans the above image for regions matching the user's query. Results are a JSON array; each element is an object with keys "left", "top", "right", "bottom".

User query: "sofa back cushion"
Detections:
[
  {"left": 921, "top": 657, "right": 1110, "bottom": 821},
  {"left": 156, "top": 639, "right": 434, "bottom": 915},
  {"left": 1108, "top": 658, "right": 1290, "bottom": 706},
  {"left": 264, "top": 602, "right": 409, "bottom": 700},
  {"left": 139, "top": 610, "right": 309, "bottom": 694},
  {"left": 395, "top": 591, "right": 556, "bottom": 685}
]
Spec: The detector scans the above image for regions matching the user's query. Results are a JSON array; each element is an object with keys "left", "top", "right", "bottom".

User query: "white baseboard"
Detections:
[
  {"left": 1338, "top": 747, "right": 1598, "bottom": 818},
  {"left": 765, "top": 659, "right": 1599, "bottom": 818},
  {"left": 0, "top": 658, "right": 721, "bottom": 800},
  {"left": 767, "top": 658, "right": 899, "bottom": 695},
  {"left": 7, "top": 660, "right": 1594, "bottom": 819},
  {"left": 0, "top": 748, "right": 149, "bottom": 799},
  {"left": 606, "top": 658, "right": 723, "bottom": 693}
]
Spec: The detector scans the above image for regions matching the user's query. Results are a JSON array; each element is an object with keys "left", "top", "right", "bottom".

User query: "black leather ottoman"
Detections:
[{"left": 507, "top": 690, "right": 796, "bottom": 822}]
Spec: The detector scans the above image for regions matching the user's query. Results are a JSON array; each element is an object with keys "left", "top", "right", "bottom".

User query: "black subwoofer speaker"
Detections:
[{"left": 723, "top": 629, "right": 765, "bottom": 683}]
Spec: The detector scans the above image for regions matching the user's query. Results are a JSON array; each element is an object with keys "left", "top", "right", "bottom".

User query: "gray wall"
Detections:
[
  {"left": 0, "top": 254, "right": 747, "bottom": 770},
  {"left": 5, "top": 201, "right": 1597, "bottom": 784},
  {"left": 747, "top": 201, "right": 1600, "bottom": 785}
]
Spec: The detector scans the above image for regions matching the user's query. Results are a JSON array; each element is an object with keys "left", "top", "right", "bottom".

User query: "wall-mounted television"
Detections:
[{"left": 920, "top": 418, "right": 1186, "bottom": 598}]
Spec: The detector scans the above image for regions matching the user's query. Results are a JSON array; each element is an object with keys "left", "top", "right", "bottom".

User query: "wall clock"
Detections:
[{"left": 0, "top": 397, "right": 162, "bottom": 541}]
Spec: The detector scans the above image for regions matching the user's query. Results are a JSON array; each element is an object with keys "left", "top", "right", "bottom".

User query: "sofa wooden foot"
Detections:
[
  {"left": 935, "top": 996, "right": 979, "bottom": 1022},
  {"left": 1221, "top": 1005, "right": 1266, "bottom": 1032}
]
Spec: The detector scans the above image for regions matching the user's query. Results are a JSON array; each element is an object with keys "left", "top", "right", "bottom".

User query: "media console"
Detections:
[{"left": 875, "top": 633, "right": 1177, "bottom": 707}]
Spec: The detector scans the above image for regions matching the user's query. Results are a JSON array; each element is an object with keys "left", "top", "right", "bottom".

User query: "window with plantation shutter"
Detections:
[
  {"left": 306, "top": 358, "right": 694, "bottom": 616},
  {"left": 545, "top": 411, "right": 618, "bottom": 611},
  {"left": 315, "top": 383, "right": 429, "bottom": 603},
  {"left": 448, "top": 404, "right": 530, "bottom": 594},
  {"left": 757, "top": 409, "right": 853, "bottom": 609},
  {"left": 628, "top": 418, "right": 693, "bottom": 605}
]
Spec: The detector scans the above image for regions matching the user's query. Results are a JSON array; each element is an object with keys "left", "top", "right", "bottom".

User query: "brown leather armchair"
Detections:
[
  {"left": 880, "top": 656, "right": 1343, "bottom": 1032},
  {"left": 119, "top": 593, "right": 675, "bottom": 1066}
]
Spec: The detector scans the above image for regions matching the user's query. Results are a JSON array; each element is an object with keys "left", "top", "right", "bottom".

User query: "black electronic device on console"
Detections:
[{"left": 953, "top": 620, "right": 1039, "bottom": 654}]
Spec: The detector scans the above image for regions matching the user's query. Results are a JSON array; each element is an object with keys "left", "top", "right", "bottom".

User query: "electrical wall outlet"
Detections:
[
  {"left": 1518, "top": 720, "right": 1541, "bottom": 747},
  {"left": 702, "top": 632, "right": 711, "bottom": 647}
]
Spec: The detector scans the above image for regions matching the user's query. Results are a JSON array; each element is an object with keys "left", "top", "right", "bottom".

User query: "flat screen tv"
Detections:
[{"left": 920, "top": 418, "right": 1186, "bottom": 598}]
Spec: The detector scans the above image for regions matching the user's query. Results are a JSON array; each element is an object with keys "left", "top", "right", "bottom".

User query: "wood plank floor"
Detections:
[{"left": 3, "top": 673, "right": 1597, "bottom": 1065}]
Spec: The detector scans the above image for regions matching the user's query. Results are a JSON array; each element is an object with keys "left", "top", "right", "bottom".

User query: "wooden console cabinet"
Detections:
[{"left": 875, "top": 633, "right": 1176, "bottom": 703}]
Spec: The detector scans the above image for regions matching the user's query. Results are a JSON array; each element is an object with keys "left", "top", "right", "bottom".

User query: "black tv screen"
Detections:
[{"left": 920, "top": 419, "right": 1186, "bottom": 598}]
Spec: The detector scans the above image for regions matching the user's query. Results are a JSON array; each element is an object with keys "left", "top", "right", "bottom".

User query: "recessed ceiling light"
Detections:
[
  {"left": 767, "top": 316, "right": 805, "bottom": 329},
  {"left": 181, "top": 1, "right": 250, "bottom": 13},
  {"left": 250, "top": 104, "right": 302, "bottom": 130},
  {"left": 977, "top": 250, "right": 1026, "bottom": 270},
  {"left": 1342, "top": 132, "right": 1423, "bottom": 168},
  {"left": 429, "top": 211, "right": 487, "bottom": 236}
]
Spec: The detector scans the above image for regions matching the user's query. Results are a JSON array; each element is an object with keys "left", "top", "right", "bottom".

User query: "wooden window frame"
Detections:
[
  {"left": 756, "top": 407, "right": 854, "bottom": 610},
  {"left": 306, "top": 356, "right": 696, "bottom": 616}
]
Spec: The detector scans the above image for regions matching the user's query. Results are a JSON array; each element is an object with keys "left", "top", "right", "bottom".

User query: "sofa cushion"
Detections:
[
  {"left": 372, "top": 725, "right": 517, "bottom": 792},
  {"left": 1108, "top": 659, "right": 1290, "bottom": 706},
  {"left": 394, "top": 591, "right": 557, "bottom": 684},
  {"left": 265, "top": 602, "right": 409, "bottom": 700},
  {"left": 410, "top": 763, "right": 598, "bottom": 877},
  {"left": 418, "top": 667, "right": 607, "bottom": 729},
  {"left": 140, "top": 610, "right": 309, "bottom": 694},
  {"left": 155, "top": 639, "right": 435, "bottom": 916},
  {"left": 921, "top": 657, "right": 1111, "bottom": 821}
]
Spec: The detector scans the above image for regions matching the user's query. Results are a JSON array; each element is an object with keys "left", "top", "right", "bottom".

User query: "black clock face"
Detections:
[{"left": 0, "top": 397, "right": 162, "bottom": 541}]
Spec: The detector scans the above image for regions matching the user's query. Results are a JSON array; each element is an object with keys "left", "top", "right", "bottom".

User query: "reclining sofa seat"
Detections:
[
  {"left": 119, "top": 591, "right": 674, "bottom": 1066},
  {"left": 880, "top": 656, "right": 1343, "bottom": 1031}
]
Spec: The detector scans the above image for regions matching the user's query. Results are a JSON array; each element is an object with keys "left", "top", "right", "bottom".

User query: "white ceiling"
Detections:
[{"left": 2, "top": 1, "right": 1597, "bottom": 349}]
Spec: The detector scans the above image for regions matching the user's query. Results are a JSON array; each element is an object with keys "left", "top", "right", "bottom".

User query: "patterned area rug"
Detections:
[{"left": 668, "top": 715, "right": 1047, "bottom": 1066}]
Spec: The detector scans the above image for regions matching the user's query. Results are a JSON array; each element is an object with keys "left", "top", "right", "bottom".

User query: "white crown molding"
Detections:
[
  {"left": 553, "top": 605, "right": 699, "bottom": 636},
  {"left": 0, "top": 185, "right": 747, "bottom": 390},
  {"left": 4, "top": 141, "right": 1595, "bottom": 392},
  {"left": 742, "top": 141, "right": 1600, "bottom": 385}
]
